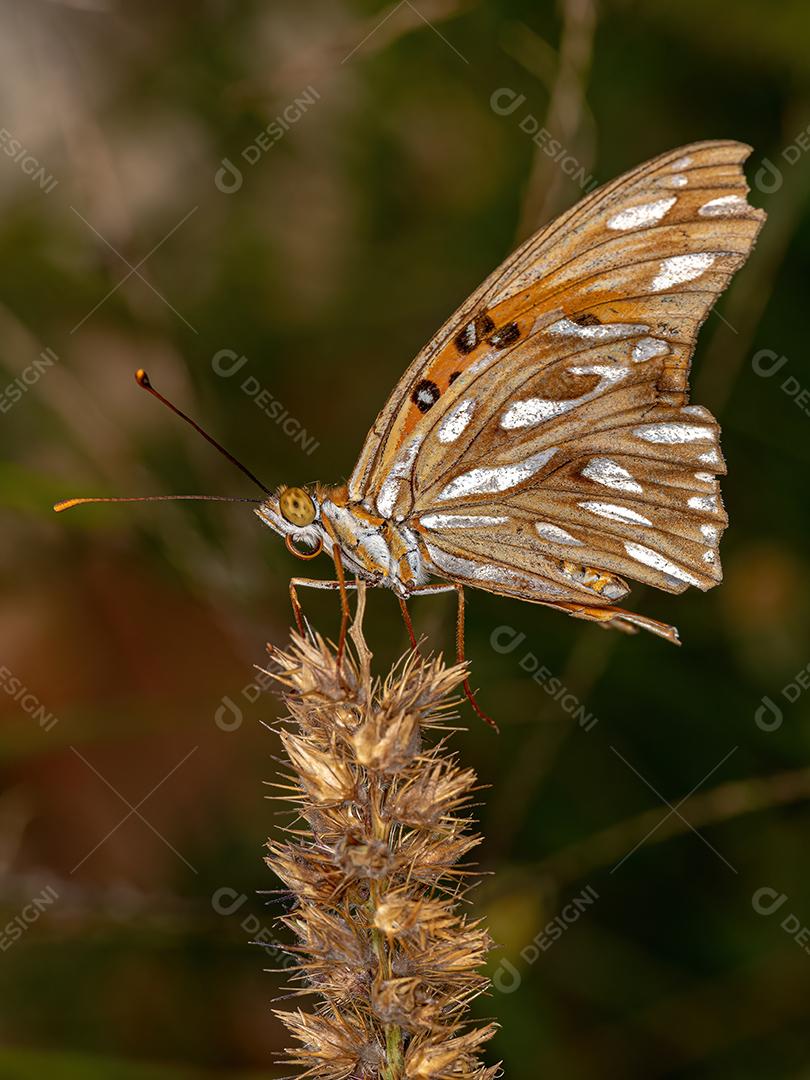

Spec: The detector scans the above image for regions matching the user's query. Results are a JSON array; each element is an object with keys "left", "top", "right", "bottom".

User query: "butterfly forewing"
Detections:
[
  {"left": 350, "top": 140, "right": 763, "bottom": 506},
  {"left": 349, "top": 139, "right": 763, "bottom": 612}
]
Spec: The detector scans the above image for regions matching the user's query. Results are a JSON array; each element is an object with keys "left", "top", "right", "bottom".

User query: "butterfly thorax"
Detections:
[{"left": 319, "top": 486, "right": 429, "bottom": 595}]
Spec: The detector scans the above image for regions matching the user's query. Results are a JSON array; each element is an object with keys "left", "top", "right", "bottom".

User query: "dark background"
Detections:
[{"left": 1, "top": 1, "right": 809, "bottom": 1077}]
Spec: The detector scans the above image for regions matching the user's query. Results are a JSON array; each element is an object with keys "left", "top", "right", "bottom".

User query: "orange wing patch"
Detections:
[{"left": 397, "top": 294, "right": 562, "bottom": 444}]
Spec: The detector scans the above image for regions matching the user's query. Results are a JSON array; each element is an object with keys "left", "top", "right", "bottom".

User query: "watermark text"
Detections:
[{"left": 212, "top": 349, "right": 320, "bottom": 457}]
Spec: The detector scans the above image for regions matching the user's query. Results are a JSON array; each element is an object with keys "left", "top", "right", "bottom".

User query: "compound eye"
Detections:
[{"left": 279, "top": 487, "right": 316, "bottom": 527}]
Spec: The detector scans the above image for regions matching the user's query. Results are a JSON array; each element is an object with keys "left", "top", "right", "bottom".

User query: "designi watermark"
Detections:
[
  {"left": 0, "top": 885, "right": 60, "bottom": 952},
  {"left": 490, "top": 625, "right": 598, "bottom": 731},
  {"left": 212, "top": 349, "right": 320, "bottom": 457},
  {"left": 0, "top": 128, "right": 58, "bottom": 193},
  {"left": 215, "top": 86, "right": 321, "bottom": 194},
  {"left": 0, "top": 665, "right": 58, "bottom": 732},
  {"left": 490, "top": 88, "right": 597, "bottom": 195},
  {"left": 492, "top": 884, "right": 600, "bottom": 993},
  {"left": 755, "top": 659, "right": 810, "bottom": 732},
  {"left": 0, "top": 347, "right": 58, "bottom": 416}
]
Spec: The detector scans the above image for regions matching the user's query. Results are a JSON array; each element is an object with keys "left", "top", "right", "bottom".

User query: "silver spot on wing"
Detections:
[
  {"left": 437, "top": 448, "right": 558, "bottom": 501},
  {"left": 535, "top": 522, "right": 583, "bottom": 545},
  {"left": 688, "top": 494, "right": 719, "bottom": 512},
  {"left": 423, "top": 541, "right": 565, "bottom": 595},
  {"left": 501, "top": 364, "right": 629, "bottom": 431},
  {"left": 420, "top": 513, "right": 508, "bottom": 530},
  {"left": 582, "top": 457, "right": 643, "bottom": 494},
  {"left": 607, "top": 197, "right": 676, "bottom": 230},
  {"left": 633, "top": 423, "right": 714, "bottom": 444},
  {"left": 624, "top": 541, "right": 701, "bottom": 586},
  {"left": 579, "top": 501, "right": 652, "bottom": 525},
  {"left": 651, "top": 253, "right": 717, "bottom": 292},
  {"left": 375, "top": 435, "right": 423, "bottom": 519},
  {"left": 501, "top": 398, "right": 570, "bottom": 428},
  {"left": 546, "top": 317, "right": 649, "bottom": 341},
  {"left": 437, "top": 398, "right": 476, "bottom": 444},
  {"left": 632, "top": 337, "right": 670, "bottom": 362},
  {"left": 698, "top": 194, "right": 749, "bottom": 217}
]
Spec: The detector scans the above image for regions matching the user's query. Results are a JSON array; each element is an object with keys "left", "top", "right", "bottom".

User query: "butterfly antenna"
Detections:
[
  {"left": 134, "top": 369, "right": 272, "bottom": 496},
  {"left": 54, "top": 369, "right": 272, "bottom": 514},
  {"left": 54, "top": 494, "right": 262, "bottom": 513}
]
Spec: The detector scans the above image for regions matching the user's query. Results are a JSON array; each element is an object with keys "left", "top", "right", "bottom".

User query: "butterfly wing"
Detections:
[
  {"left": 348, "top": 140, "right": 763, "bottom": 624},
  {"left": 350, "top": 140, "right": 762, "bottom": 493}
]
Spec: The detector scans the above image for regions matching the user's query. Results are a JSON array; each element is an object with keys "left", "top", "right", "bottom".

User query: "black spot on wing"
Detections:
[
  {"left": 488, "top": 321, "right": 521, "bottom": 348},
  {"left": 412, "top": 379, "right": 441, "bottom": 413},
  {"left": 573, "top": 313, "right": 601, "bottom": 327},
  {"left": 454, "top": 323, "right": 477, "bottom": 355},
  {"left": 454, "top": 312, "right": 497, "bottom": 355}
]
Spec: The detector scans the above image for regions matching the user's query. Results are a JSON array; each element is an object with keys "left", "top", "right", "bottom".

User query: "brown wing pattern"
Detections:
[
  {"left": 409, "top": 341, "right": 726, "bottom": 607},
  {"left": 350, "top": 139, "right": 764, "bottom": 515}
]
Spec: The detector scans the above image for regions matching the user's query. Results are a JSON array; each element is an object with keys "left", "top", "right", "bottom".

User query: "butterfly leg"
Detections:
[
  {"left": 402, "top": 583, "right": 499, "bottom": 732},
  {"left": 288, "top": 577, "right": 360, "bottom": 639},
  {"left": 332, "top": 550, "right": 352, "bottom": 671},
  {"left": 313, "top": 517, "right": 355, "bottom": 672},
  {"left": 398, "top": 597, "right": 419, "bottom": 652},
  {"left": 399, "top": 583, "right": 457, "bottom": 654},
  {"left": 454, "top": 586, "right": 499, "bottom": 732}
]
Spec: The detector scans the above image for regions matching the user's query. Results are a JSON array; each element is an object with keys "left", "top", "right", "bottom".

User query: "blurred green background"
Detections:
[{"left": 1, "top": 1, "right": 809, "bottom": 1077}]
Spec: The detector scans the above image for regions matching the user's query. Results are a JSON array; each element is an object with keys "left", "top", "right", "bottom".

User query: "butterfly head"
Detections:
[{"left": 255, "top": 485, "right": 326, "bottom": 560}]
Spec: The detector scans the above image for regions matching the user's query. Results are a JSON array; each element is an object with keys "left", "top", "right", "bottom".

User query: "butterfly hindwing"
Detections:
[{"left": 402, "top": 333, "right": 724, "bottom": 602}]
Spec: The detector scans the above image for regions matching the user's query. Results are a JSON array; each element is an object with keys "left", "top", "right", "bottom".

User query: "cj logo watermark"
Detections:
[
  {"left": 490, "top": 89, "right": 597, "bottom": 195},
  {"left": 754, "top": 660, "right": 810, "bottom": 731},
  {"left": 214, "top": 666, "right": 274, "bottom": 732},
  {"left": 753, "top": 123, "right": 810, "bottom": 194},
  {"left": 752, "top": 887, "right": 810, "bottom": 956},
  {"left": 215, "top": 86, "right": 320, "bottom": 194},
  {"left": 751, "top": 349, "right": 810, "bottom": 420},
  {"left": 211, "top": 886, "right": 293, "bottom": 965},
  {"left": 491, "top": 626, "right": 598, "bottom": 731}
]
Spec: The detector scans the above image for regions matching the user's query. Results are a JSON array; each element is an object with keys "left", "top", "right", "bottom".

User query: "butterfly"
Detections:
[{"left": 57, "top": 140, "right": 765, "bottom": 726}]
